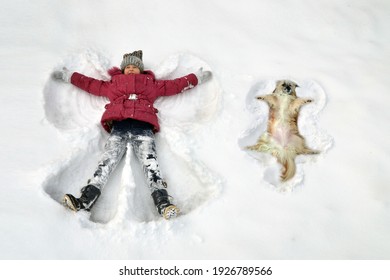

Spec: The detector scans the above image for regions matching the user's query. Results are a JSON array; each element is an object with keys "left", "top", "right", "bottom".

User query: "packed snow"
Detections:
[{"left": 1, "top": 0, "right": 389, "bottom": 262}]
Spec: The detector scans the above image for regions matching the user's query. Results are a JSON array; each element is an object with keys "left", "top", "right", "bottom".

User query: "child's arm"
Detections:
[
  {"left": 70, "top": 72, "right": 109, "bottom": 97},
  {"left": 52, "top": 68, "right": 109, "bottom": 97},
  {"left": 155, "top": 73, "right": 199, "bottom": 97},
  {"left": 155, "top": 68, "right": 211, "bottom": 97}
]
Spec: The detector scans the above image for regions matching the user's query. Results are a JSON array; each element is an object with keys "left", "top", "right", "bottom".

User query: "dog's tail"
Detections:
[
  {"left": 281, "top": 156, "right": 296, "bottom": 181},
  {"left": 276, "top": 150, "right": 296, "bottom": 182}
]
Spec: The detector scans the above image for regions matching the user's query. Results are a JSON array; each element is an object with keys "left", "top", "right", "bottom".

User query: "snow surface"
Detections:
[{"left": 0, "top": 0, "right": 389, "bottom": 260}]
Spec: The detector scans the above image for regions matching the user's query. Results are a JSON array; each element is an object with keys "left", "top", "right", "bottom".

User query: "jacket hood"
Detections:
[{"left": 108, "top": 67, "right": 155, "bottom": 79}]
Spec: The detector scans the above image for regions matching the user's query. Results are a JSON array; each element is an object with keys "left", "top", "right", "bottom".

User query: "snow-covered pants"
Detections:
[{"left": 87, "top": 119, "right": 167, "bottom": 192}]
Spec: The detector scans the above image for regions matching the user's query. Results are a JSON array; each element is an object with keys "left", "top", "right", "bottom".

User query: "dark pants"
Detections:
[{"left": 87, "top": 119, "right": 167, "bottom": 192}]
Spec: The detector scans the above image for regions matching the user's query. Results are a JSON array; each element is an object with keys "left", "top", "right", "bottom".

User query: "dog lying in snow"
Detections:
[{"left": 247, "top": 80, "right": 319, "bottom": 182}]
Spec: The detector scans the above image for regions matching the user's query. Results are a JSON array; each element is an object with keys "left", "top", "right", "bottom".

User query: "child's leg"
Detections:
[
  {"left": 129, "top": 123, "right": 179, "bottom": 219},
  {"left": 64, "top": 128, "right": 128, "bottom": 211},
  {"left": 64, "top": 129, "right": 128, "bottom": 212},
  {"left": 130, "top": 129, "right": 166, "bottom": 192},
  {"left": 131, "top": 129, "right": 179, "bottom": 219},
  {"left": 87, "top": 129, "right": 128, "bottom": 190}
]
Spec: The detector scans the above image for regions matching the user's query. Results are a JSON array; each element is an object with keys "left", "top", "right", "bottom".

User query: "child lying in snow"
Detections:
[{"left": 52, "top": 50, "right": 211, "bottom": 219}]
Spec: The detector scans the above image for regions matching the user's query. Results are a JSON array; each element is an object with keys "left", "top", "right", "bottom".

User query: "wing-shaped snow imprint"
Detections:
[
  {"left": 239, "top": 79, "right": 333, "bottom": 191},
  {"left": 41, "top": 50, "right": 222, "bottom": 224},
  {"left": 153, "top": 53, "right": 223, "bottom": 214}
]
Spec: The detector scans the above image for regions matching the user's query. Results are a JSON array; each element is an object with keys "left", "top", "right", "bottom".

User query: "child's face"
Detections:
[{"left": 124, "top": 64, "right": 141, "bottom": 75}]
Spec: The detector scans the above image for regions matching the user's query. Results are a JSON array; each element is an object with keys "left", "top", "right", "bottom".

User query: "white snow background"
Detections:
[{"left": 0, "top": 0, "right": 389, "bottom": 261}]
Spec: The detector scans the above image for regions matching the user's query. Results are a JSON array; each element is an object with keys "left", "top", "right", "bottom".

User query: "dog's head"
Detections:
[{"left": 273, "top": 80, "right": 299, "bottom": 97}]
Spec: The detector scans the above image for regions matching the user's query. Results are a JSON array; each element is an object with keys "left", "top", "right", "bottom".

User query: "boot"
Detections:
[
  {"left": 151, "top": 189, "right": 180, "bottom": 220},
  {"left": 63, "top": 185, "right": 101, "bottom": 212}
]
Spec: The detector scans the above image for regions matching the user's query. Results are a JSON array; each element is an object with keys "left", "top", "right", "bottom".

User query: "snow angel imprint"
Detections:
[
  {"left": 246, "top": 80, "right": 319, "bottom": 182},
  {"left": 51, "top": 50, "right": 212, "bottom": 219}
]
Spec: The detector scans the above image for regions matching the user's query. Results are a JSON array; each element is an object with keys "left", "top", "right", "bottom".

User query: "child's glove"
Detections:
[
  {"left": 52, "top": 67, "right": 72, "bottom": 83},
  {"left": 195, "top": 67, "right": 212, "bottom": 85}
]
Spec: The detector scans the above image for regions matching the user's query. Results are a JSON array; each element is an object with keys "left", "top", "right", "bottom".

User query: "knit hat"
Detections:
[{"left": 120, "top": 50, "right": 144, "bottom": 72}]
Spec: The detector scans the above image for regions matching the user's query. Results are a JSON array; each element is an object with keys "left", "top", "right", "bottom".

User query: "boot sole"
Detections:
[
  {"left": 163, "top": 205, "right": 180, "bottom": 220},
  {"left": 63, "top": 195, "right": 79, "bottom": 212}
]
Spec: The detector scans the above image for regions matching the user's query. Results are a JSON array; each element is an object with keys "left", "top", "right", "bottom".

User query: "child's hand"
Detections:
[
  {"left": 52, "top": 67, "right": 72, "bottom": 83},
  {"left": 195, "top": 67, "right": 212, "bottom": 85}
]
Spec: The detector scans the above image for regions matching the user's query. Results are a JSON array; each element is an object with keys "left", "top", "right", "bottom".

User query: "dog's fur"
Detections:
[{"left": 247, "top": 80, "right": 319, "bottom": 181}]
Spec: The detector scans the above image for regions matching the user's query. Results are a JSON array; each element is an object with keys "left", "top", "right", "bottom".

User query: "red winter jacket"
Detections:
[{"left": 70, "top": 67, "right": 198, "bottom": 132}]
